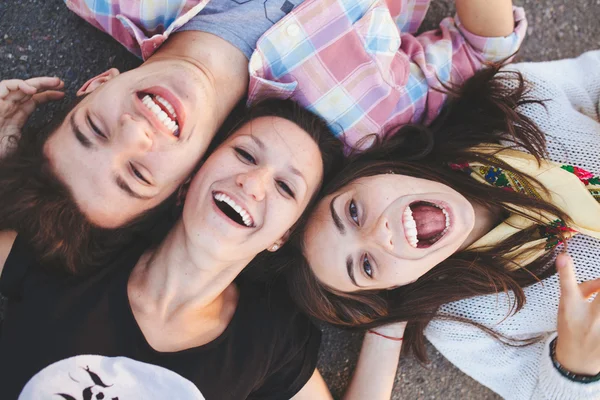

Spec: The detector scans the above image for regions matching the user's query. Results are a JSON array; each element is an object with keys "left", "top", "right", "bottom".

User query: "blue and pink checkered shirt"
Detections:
[{"left": 65, "top": 0, "right": 527, "bottom": 148}]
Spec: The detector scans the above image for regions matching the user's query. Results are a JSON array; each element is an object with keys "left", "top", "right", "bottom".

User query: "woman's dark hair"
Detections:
[
  {"left": 0, "top": 96, "right": 178, "bottom": 275},
  {"left": 284, "top": 65, "right": 569, "bottom": 362}
]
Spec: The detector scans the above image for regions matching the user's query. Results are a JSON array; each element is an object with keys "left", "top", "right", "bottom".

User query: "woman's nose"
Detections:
[
  {"left": 236, "top": 168, "right": 269, "bottom": 201},
  {"left": 368, "top": 216, "right": 394, "bottom": 251}
]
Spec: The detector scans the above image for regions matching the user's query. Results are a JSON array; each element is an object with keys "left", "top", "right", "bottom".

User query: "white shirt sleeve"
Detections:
[{"left": 426, "top": 319, "right": 600, "bottom": 399}]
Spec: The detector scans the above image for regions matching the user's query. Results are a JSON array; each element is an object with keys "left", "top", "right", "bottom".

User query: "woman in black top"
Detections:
[
  {"left": 0, "top": 100, "right": 340, "bottom": 399},
  {"left": 0, "top": 98, "right": 410, "bottom": 400}
]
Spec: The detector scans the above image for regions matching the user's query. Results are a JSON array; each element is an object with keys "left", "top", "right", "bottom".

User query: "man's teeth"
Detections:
[
  {"left": 403, "top": 204, "right": 451, "bottom": 248},
  {"left": 155, "top": 95, "right": 176, "bottom": 117},
  {"left": 213, "top": 192, "right": 253, "bottom": 227},
  {"left": 403, "top": 207, "right": 419, "bottom": 248},
  {"left": 141, "top": 95, "right": 179, "bottom": 134}
]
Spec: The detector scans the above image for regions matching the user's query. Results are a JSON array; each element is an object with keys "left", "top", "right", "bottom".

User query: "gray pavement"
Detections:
[{"left": 1, "top": 0, "right": 599, "bottom": 398}]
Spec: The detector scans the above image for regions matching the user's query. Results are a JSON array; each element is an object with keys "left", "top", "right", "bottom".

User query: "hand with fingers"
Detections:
[
  {"left": 555, "top": 252, "right": 600, "bottom": 377},
  {"left": 0, "top": 77, "right": 65, "bottom": 156}
]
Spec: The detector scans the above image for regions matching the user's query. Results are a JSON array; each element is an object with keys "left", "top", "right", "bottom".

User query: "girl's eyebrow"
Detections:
[
  {"left": 346, "top": 256, "right": 362, "bottom": 288},
  {"left": 249, "top": 133, "right": 265, "bottom": 149},
  {"left": 330, "top": 194, "right": 345, "bottom": 235}
]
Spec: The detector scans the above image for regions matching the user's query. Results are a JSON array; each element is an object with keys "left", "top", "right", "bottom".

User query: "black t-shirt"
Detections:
[{"left": 0, "top": 236, "right": 320, "bottom": 400}]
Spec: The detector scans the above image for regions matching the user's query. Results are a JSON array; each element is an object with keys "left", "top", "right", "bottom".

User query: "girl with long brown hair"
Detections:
[{"left": 286, "top": 50, "right": 600, "bottom": 399}]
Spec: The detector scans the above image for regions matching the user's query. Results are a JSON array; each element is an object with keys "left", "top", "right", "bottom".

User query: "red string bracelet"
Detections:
[{"left": 367, "top": 329, "right": 403, "bottom": 341}]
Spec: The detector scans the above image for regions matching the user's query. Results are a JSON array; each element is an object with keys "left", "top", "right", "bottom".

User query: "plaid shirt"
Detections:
[
  {"left": 65, "top": 0, "right": 527, "bottom": 147},
  {"left": 248, "top": 0, "right": 528, "bottom": 147},
  {"left": 64, "top": 0, "right": 209, "bottom": 59}
]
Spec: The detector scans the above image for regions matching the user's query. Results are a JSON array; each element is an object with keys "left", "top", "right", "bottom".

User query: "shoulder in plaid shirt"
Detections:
[
  {"left": 63, "top": 0, "right": 210, "bottom": 60},
  {"left": 248, "top": 0, "right": 527, "bottom": 148},
  {"left": 64, "top": 0, "right": 527, "bottom": 148}
]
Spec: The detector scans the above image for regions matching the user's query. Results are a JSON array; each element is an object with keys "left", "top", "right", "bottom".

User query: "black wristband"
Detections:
[{"left": 550, "top": 337, "right": 600, "bottom": 384}]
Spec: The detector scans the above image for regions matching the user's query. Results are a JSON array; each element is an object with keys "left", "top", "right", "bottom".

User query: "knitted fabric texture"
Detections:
[{"left": 425, "top": 50, "right": 600, "bottom": 400}]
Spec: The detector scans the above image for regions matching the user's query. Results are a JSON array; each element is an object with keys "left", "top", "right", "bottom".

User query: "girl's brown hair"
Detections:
[{"left": 284, "top": 65, "right": 569, "bottom": 362}]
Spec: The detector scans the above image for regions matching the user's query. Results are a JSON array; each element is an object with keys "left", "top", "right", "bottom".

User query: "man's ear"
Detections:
[{"left": 76, "top": 68, "right": 120, "bottom": 96}]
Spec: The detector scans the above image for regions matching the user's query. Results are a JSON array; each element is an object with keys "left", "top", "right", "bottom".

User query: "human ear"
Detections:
[
  {"left": 76, "top": 68, "right": 120, "bottom": 96},
  {"left": 268, "top": 230, "right": 291, "bottom": 252}
]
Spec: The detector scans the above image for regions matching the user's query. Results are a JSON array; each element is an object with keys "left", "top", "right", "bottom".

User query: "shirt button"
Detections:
[
  {"left": 287, "top": 24, "right": 300, "bottom": 37},
  {"left": 389, "top": 42, "right": 397, "bottom": 52}
]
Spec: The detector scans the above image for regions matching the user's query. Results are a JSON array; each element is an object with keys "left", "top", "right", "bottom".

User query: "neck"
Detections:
[
  {"left": 459, "top": 201, "right": 504, "bottom": 251},
  {"left": 147, "top": 31, "right": 249, "bottom": 129},
  {"left": 130, "top": 219, "right": 251, "bottom": 319}
]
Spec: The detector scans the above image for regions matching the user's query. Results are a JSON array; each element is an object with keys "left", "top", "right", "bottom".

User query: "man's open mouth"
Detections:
[
  {"left": 213, "top": 191, "right": 254, "bottom": 228},
  {"left": 139, "top": 93, "right": 180, "bottom": 137},
  {"left": 402, "top": 201, "right": 450, "bottom": 248}
]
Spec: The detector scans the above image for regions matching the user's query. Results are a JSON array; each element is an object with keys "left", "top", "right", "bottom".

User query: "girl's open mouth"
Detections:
[
  {"left": 213, "top": 191, "right": 254, "bottom": 228},
  {"left": 402, "top": 201, "right": 450, "bottom": 248}
]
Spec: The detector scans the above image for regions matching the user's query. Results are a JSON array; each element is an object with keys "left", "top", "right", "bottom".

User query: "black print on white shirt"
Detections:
[
  {"left": 56, "top": 366, "right": 118, "bottom": 400},
  {"left": 19, "top": 355, "right": 205, "bottom": 399}
]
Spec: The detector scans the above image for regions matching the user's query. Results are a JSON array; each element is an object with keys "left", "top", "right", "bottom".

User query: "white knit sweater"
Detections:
[{"left": 425, "top": 50, "right": 600, "bottom": 400}]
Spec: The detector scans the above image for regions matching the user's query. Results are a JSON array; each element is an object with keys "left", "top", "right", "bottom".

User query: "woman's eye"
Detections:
[
  {"left": 235, "top": 148, "right": 256, "bottom": 164},
  {"left": 362, "top": 255, "right": 373, "bottom": 278},
  {"left": 277, "top": 181, "right": 295, "bottom": 199},
  {"left": 130, "top": 163, "right": 150, "bottom": 185},
  {"left": 349, "top": 200, "right": 359, "bottom": 225}
]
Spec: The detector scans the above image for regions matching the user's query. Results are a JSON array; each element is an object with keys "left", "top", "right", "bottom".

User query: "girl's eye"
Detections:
[
  {"left": 235, "top": 148, "right": 256, "bottom": 164},
  {"left": 362, "top": 254, "right": 373, "bottom": 278},
  {"left": 130, "top": 163, "right": 150, "bottom": 185},
  {"left": 349, "top": 200, "right": 359, "bottom": 225},
  {"left": 277, "top": 181, "right": 295, "bottom": 199}
]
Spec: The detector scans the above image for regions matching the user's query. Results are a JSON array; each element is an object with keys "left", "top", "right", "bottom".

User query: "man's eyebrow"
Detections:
[
  {"left": 115, "top": 175, "right": 153, "bottom": 200},
  {"left": 346, "top": 256, "right": 362, "bottom": 288},
  {"left": 70, "top": 113, "right": 94, "bottom": 149},
  {"left": 330, "top": 194, "right": 345, "bottom": 235}
]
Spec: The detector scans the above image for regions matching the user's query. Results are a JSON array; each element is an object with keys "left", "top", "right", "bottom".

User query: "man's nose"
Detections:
[{"left": 118, "top": 114, "right": 154, "bottom": 152}]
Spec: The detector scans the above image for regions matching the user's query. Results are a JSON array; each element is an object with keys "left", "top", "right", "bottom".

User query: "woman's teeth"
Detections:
[
  {"left": 403, "top": 204, "right": 451, "bottom": 248},
  {"left": 403, "top": 207, "right": 419, "bottom": 248},
  {"left": 213, "top": 192, "right": 254, "bottom": 227},
  {"left": 141, "top": 94, "right": 179, "bottom": 134}
]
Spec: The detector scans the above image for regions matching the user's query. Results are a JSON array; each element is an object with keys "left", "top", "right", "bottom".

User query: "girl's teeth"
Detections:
[
  {"left": 213, "top": 192, "right": 254, "bottom": 227},
  {"left": 141, "top": 95, "right": 179, "bottom": 134},
  {"left": 403, "top": 206, "right": 419, "bottom": 248},
  {"left": 442, "top": 208, "right": 450, "bottom": 228}
]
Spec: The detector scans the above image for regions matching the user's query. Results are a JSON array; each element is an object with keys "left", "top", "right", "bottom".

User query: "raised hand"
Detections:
[
  {"left": 0, "top": 77, "right": 65, "bottom": 156},
  {"left": 555, "top": 252, "right": 600, "bottom": 376}
]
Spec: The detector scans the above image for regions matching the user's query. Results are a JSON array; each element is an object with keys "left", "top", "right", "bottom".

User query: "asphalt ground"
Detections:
[{"left": 1, "top": 1, "right": 600, "bottom": 398}]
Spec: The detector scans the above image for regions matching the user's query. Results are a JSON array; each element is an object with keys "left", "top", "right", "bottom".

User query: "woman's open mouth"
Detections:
[
  {"left": 138, "top": 93, "right": 180, "bottom": 137},
  {"left": 213, "top": 191, "right": 254, "bottom": 228},
  {"left": 402, "top": 201, "right": 450, "bottom": 248}
]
